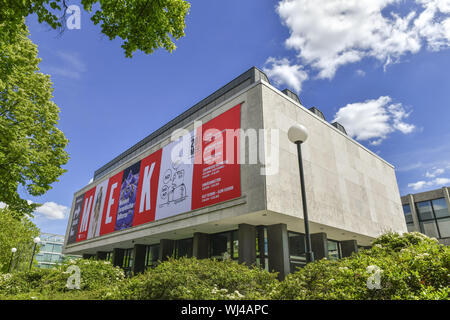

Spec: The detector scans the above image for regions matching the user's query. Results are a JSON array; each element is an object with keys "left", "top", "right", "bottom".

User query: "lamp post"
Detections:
[
  {"left": 8, "top": 248, "right": 17, "bottom": 273},
  {"left": 288, "top": 124, "right": 314, "bottom": 263},
  {"left": 29, "top": 236, "right": 40, "bottom": 270}
]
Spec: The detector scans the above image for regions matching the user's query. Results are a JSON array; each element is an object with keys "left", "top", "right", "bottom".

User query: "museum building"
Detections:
[{"left": 63, "top": 67, "right": 407, "bottom": 279}]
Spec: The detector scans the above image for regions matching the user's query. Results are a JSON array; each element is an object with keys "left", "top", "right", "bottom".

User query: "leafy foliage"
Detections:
[
  {"left": 0, "top": 22, "right": 69, "bottom": 216},
  {"left": 272, "top": 232, "right": 450, "bottom": 300},
  {"left": 0, "top": 208, "right": 40, "bottom": 272},
  {"left": 0, "top": 233, "right": 448, "bottom": 300},
  {"left": 0, "top": 258, "right": 124, "bottom": 299},
  {"left": 110, "top": 257, "right": 278, "bottom": 300},
  {"left": 0, "top": 0, "right": 191, "bottom": 57}
]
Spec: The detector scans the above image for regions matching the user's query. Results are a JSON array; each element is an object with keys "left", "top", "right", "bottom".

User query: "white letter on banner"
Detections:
[
  {"left": 105, "top": 183, "right": 118, "bottom": 224},
  {"left": 80, "top": 196, "right": 93, "bottom": 233},
  {"left": 139, "top": 163, "right": 155, "bottom": 213}
]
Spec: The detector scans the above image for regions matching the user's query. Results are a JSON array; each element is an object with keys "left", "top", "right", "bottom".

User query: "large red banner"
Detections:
[
  {"left": 192, "top": 104, "right": 241, "bottom": 209},
  {"left": 71, "top": 104, "right": 242, "bottom": 242}
]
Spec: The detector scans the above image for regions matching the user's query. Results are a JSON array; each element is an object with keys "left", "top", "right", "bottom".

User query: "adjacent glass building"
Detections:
[
  {"left": 35, "top": 233, "right": 80, "bottom": 269},
  {"left": 401, "top": 186, "right": 450, "bottom": 245}
]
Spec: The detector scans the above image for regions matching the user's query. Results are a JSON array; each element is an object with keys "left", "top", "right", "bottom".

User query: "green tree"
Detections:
[
  {"left": 0, "top": 207, "right": 40, "bottom": 273},
  {"left": 0, "top": 22, "right": 69, "bottom": 216},
  {"left": 0, "top": 0, "right": 191, "bottom": 57}
]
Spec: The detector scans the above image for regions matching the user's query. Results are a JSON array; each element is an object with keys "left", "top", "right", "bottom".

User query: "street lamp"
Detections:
[
  {"left": 288, "top": 124, "right": 314, "bottom": 263},
  {"left": 8, "top": 248, "right": 17, "bottom": 273},
  {"left": 29, "top": 236, "right": 40, "bottom": 270}
]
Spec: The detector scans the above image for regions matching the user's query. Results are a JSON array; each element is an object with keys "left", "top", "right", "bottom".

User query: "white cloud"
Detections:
[
  {"left": 434, "top": 177, "right": 450, "bottom": 185},
  {"left": 425, "top": 167, "right": 445, "bottom": 178},
  {"left": 263, "top": 57, "right": 309, "bottom": 93},
  {"left": 356, "top": 69, "right": 366, "bottom": 77},
  {"left": 42, "top": 51, "right": 87, "bottom": 80},
  {"left": 332, "top": 96, "right": 415, "bottom": 145},
  {"left": 34, "top": 202, "right": 69, "bottom": 220},
  {"left": 408, "top": 180, "right": 430, "bottom": 190},
  {"left": 0, "top": 202, "right": 6, "bottom": 209},
  {"left": 407, "top": 176, "right": 450, "bottom": 191},
  {"left": 274, "top": 0, "right": 450, "bottom": 79}
]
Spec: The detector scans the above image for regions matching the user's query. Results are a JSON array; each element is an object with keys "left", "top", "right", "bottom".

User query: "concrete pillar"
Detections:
[
  {"left": 96, "top": 251, "right": 108, "bottom": 260},
  {"left": 311, "top": 232, "right": 328, "bottom": 260},
  {"left": 159, "top": 239, "right": 175, "bottom": 261},
  {"left": 238, "top": 224, "right": 256, "bottom": 266},
  {"left": 132, "top": 244, "right": 146, "bottom": 274},
  {"left": 340, "top": 240, "right": 358, "bottom": 258},
  {"left": 112, "top": 248, "right": 125, "bottom": 267},
  {"left": 193, "top": 233, "right": 210, "bottom": 259},
  {"left": 267, "top": 224, "right": 290, "bottom": 280},
  {"left": 407, "top": 194, "right": 421, "bottom": 232},
  {"left": 82, "top": 253, "right": 94, "bottom": 260}
]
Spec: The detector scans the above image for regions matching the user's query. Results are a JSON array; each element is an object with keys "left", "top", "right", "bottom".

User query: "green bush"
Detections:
[
  {"left": 272, "top": 232, "right": 450, "bottom": 300},
  {"left": 43, "top": 258, "right": 125, "bottom": 292},
  {"left": 0, "top": 258, "right": 124, "bottom": 299},
  {"left": 0, "top": 232, "right": 448, "bottom": 300},
  {"left": 104, "top": 257, "right": 278, "bottom": 300}
]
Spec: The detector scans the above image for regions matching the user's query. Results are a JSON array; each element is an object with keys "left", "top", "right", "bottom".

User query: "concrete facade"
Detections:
[{"left": 63, "top": 67, "right": 406, "bottom": 277}]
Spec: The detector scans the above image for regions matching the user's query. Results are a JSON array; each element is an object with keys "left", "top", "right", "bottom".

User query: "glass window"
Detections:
[
  {"left": 145, "top": 244, "right": 160, "bottom": 268},
  {"left": 210, "top": 232, "right": 231, "bottom": 260},
  {"left": 432, "top": 198, "right": 449, "bottom": 218},
  {"left": 288, "top": 232, "right": 305, "bottom": 258},
  {"left": 437, "top": 218, "right": 450, "bottom": 238},
  {"left": 420, "top": 220, "right": 439, "bottom": 238},
  {"left": 327, "top": 240, "right": 341, "bottom": 260},
  {"left": 288, "top": 232, "right": 306, "bottom": 273},
  {"left": 52, "top": 244, "right": 62, "bottom": 253},
  {"left": 231, "top": 231, "right": 239, "bottom": 261},
  {"left": 406, "top": 223, "right": 416, "bottom": 232},
  {"left": 256, "top": 226, "right": 268, "bottom": 271},
  {"left": 416, "top": 201, "right": 434, "bottom": 220},
  {"left": 175, "top": 238, "right": 193, "bottom": 258},
  {"left": 402, "top": 204, "right": 413, "bottom": 224}
]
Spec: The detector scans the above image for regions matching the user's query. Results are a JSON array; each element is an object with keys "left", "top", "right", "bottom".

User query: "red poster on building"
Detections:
[
  {"left": 76, "top": 187, "right": 96, "bottom": 242},
  {"left": 133, "top": 149, "right": 163, "bottom": 226},
  {"left": 100, "top": 171, "right": 124, "bottom": 236},
  {"left": 191, "top": 104, "right": 241, "bottom": 210}
]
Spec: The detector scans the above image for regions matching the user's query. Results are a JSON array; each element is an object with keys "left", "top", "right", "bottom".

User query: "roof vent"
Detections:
[
  {"left": 282, "top": 89, "right": 301, "bottom": 105},
  {"left": 308, "top": 107, "right": 325, "bottom": 120},
  {"left": 331, "top": 122, "right": 347, "bottom": 135}
]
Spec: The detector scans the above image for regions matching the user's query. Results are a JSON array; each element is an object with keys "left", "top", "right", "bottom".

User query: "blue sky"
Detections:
[{"left": 22, "top": 0, "right": 450, "bottom": 234}]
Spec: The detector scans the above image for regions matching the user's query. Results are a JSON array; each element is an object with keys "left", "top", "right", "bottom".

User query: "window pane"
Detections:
[
  {"left": 288, "top": 232, "right": 305, "bottom": 258},
  {"left": 406, "top": 223, "right": 416, "bottom": 232},
  {"left": 210, "top": 233, "right": 231, "bottom": 259},
  {"left": 402, "top": 204, "right": 413, "bottom": 223},
  {"left": 232, "top": 231, "right": 239, "bottom": 260},
  {"left": 437, "top": 218, "right": 450, "bottom": 238},
  {"left": 420, "top": 220, "right": 439, "bottom": 238},
  {"left": 432, "top": 198, "right": 449, "bottom": 218},
  {"left": 176, "top": 239, "right": 193, "bottom": 258},
  {"left": 417, "top": 201, "right": 434, "bottom": 220},
  {"left": 327, "top": 240, "right": 340, "bottom": 260}
]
